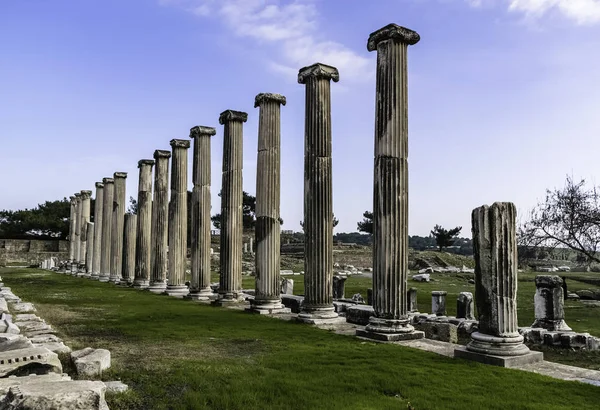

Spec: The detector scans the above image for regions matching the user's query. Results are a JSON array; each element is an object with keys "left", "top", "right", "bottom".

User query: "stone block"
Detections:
[
  {"left": 33, "top": 342, "right": 71, "bottom": 355},
  {"left": 456, "top": 292, "right": 474, "bottom": 320},
  {"left": 0, "top": 373, "right": 72, "bottom": 396},
  {"left": 14, "top": 315, "right": 43, "bottom": 323},
  {"left": 0, "top": 319, "right": 20, "bottom": 335},
  {"left": 412, "top": 274, "right": 430, "bottom": 282},
  {"left": 454, "top": 346, "right": 543, "bottom": 368},
  {"left": 543, "top": 332, "right": 561, "bottom": 346},
  {"left": 560, "top": 333, "right": 590, "bottom": 349},
  {"left": 1, "top": 380, "right": 109, "bottom": 410},
  {"left": 28, "top": 334, "right": 62, "bottom": 344},
  {"left": 0, "top": 299, "right": 8, "bottom": 314},
  {"left": 280, "top": 278, "right": 294, "bottom": 295},
  {"left": 332, "top": 275, "right": 346, "bottom": 299},
  {"left": 332, "top": 301, "right": 355, "bottom": 313},
  {"left": 280, "top": 295, "right": 304, "bottom": 313},
  {"left": 345, "top": 305, "right": 374, "bottom": 326},
  {"left": 431, "top": 291, "right": 447, "bottom": 316},
  {"left": 104, "top": 380, "right": 128, "bottom": 394},
  {"left": 0, "top": 335, "right": 34, "bottom": 352},
  {"left": 13, "top": 322, "right": 51, "bottom": 334},
  {"left": 415, "top": 321, "right": 458, "bottom": 343},
  {"left": 9, "top": 303, "right": 36, "bottom": 314},
  {"left": 407, "top": 288, "right": 418, "bottom": 312},
  {"left": 71, "top": 348, "right": 111, "bottom": 377},
  {"left": 0, "top": 347, "right": 62, "bottom": 377}
]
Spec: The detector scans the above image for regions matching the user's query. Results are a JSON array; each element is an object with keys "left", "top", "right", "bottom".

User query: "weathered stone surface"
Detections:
[
  {"left": 104, "top": 380, "right": 128, "bottom": 394},
  {"left": 71, "top": 348, "right": 111, "bottom": 377},
  {"left": 412, "top": 274, "right": 430, "bottom": 282},
  {"left": 456, "top": 292, "right": 474, "bottom": 320},
  {"left": 110, "top": 172, "right": 127, "bottom": 283},
  {"left": 133, "top": 160, "right": 154, "bottom": 289},
  {"left": 99, "top": 178, "right": 114, "bottom": 282},
  {"left": 68, "top": 196, "right": 77, "bottom": 263},
  {"left": 9, "top": 303, "right": 36, "bottom": 314},
  {"left": 280, "top": 278, "right": 294, "bottom": 295},
  {"left": 414, "top": 321, "right": 458, "bottom": 343},
  {"left": 32, "top": 342, "right": 71, "bottom": 355},
  {"left": 73, "top": 193, "right": 82, "bottom": 270},
  {"left": 91, "top": 182, "right": 104, "bottom": 279},
  {"left": 407, "top": 288, "right": 418, "bottom": 312},
  {"left": 148, "top": 151, "right": 170, "bottom": 293},
  {"left": 1, "top": 380, "right": 108, "bottom": 410},
  {"left": 0, "top": 348, "right": 62, "bottom": 377},
  {"left": 12, "top": 322, "right": 50, "bottom": 334},
  {"left": 85, "top": 222, "right": 94, "bottom": 276},
  {"left": 0, "top": 299, "right": 9, "bottom": 314},
  {"left": 78, "top": 190, "right": 92, "bottom": 273},
  {"left": 0, "top": 335, "right": 33, "bottom": 352},
  {"left": 28, "top": 335, "right": 62, "bottom": 344},
  {"left": 332, "top": 275, "right": 346, "bottom": 300},
  {"left": 346, "top": 305, "right": 374, "bottom": 326},
  {"left": 431, "top": 291, "right": 447, "bottom": 316},
  {"left": 121, "top": 214, "right": 137, "bottom": 285},
  {"left": 0, "top": 373, "right": 72, "bottom": 397},
  {"left": 531, "top": 275, "right": 571, "bottom": 331},
  {"left": 280, "top": 295, "right": 304, "bottom": 313}
]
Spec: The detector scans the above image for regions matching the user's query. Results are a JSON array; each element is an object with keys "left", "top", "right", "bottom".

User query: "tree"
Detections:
[
  {"left": 0, "top": 198, "right": 71, "bottom": 239},
  {"left": 357, "top": 211, "right": 373, "bottom": 234},
  {"left": 430, "top": 224, "right": 462, "bottom": 252},
  {"left": 211, "top": 191, "right": 283, "bottom": 231},
  {"left": 126, "top": 196, "right": 137, "bottom": 215},
  {"left": 300, "top": 214, "right": 339, "bottom": 231},
  {"left": 519, "top": 176, "right": 600, "bottom": 264}
]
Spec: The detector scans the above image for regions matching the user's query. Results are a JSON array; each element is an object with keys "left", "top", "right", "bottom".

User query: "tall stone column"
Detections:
[
  {"left": 148, "top": 150, "right": 171, "bottom": 293},
  {"left": 122, "top": 213, "right": 137, "bottom": 285},
  {"left": 99, "top": 177, "right": 114, "bottom": 282},
  {"left": 133, "top": 160, "right": 154, "bottom": 289},
  {"left": 214, "top": 110, "right": 247, "bottom": 305},
  {"left": 356, "top": 24, "right": 424, "bottom": 340},
  {"left": 68, "top": 196, "right": 77, "bottom": 265},
  {"left": 72, "top": 193, "right": 82, "bottom": 274},
  {"left": 454, "top": 202, "right": 543, "bottom": 367},
  {"left": 297, "top": 63, "right": 339, "bottom": 323},
  {"left": 85, "top": 222, "right": 94, "bottom": 276},
  {"left": 249, "top": 93, "right": 289, "bottom": 314},
  {"left": 188, "top": 126, "right": 216, "bottom": 300},
  {"left": 91, "top": 182, "right": 104, "bottom": 280},
  {"left": 78, "top": 190, "right": 92, "bottom": 275},
  {"left": 165, "top": 139, "right": 190, "bottom": 297},
  {"left": 110, "top": 172, "right": 127, "bottom": 283}
]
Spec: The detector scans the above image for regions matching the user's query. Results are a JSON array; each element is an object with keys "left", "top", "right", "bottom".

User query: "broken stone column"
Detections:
[
  {"left": 407, "top": 288, "right": 418, "bottom": 313},
  {"left": 356, "top": 24, "right": 423, "bottom": 340},
  {"left": 281, "top": 278, "right": 294, "bottom": 295},
  {"left": 99, "top": 178, "right": 114, "bottom": 282},
  {"left": 78, "top": 190, "right": 92, "bottom": 274},
  {"left": 148, "top": 150, "right": 171, "bottom": 293},
  {"left": 110, "top": 172, "right": 127, "bottom": 283},
  {"left": 91, "top": 182, "right": 104, "bottom": 280},
  {"left": 85, "top": 222, "right": 94, "bottom": 276},
  {"left": 333, "top": 275, "right": 346, "bottom": 300},
  {"left": 214, "top": 110, "right": 247, "bottom": 305},
  {"left": 68, "top": 196, "right": 76, "bottom": 265},
  {"left": 531, "top": 275, "right": 572, "bottom": 331},
  {"left": 72, "top": 193, "right": 82, "bottom": 274},
  {"left": 121, "top": 214, "right": 137, "bottom": 285},
  {"left": 165, "top": 139, "right": 190, "bottom": 297},
  {"left": 457, "top": 291, "right": 474, "bottom": 320},
  {"left": 250, "top": 93, "right": 288, "bottom": 314},
  {"left": 296, "top": 63, "right": 340, "bottom": 324},
  {"left": 454, "top": 202, "right": 543, "bottom": 367},
  {"left": 133, "top": 160, "right": 154, "bottom": 289},
  {"left": 432, "top": 291, "right": 447, "bottom": 316},
  {"left": 188, "top": 126, "right": 216, "bottom": 300}
]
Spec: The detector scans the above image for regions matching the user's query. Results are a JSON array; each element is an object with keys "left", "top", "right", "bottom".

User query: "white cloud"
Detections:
[
  {"left": 465, "top": 0, "right": 600, "bottom": 24},
  {"left": 160, "top": 0, "right": 372, "bottom": 82}
]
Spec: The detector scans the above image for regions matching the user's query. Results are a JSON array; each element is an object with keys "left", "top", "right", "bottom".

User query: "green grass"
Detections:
[{"left": 2, "top": 268, "right": 600, "bottom": 409}]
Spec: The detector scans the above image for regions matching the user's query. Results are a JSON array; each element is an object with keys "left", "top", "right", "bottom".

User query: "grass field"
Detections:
[{"left": 1, "top": 267, "right": 600, "bottom": 409}]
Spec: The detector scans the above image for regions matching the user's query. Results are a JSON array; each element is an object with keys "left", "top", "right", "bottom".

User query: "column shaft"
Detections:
[
  {"left": 149, "top": 150, "right": 171, "bottom": 293},
  {"left": 99, "top": 178, "right": 114, "bottom": 282},
  {"left": 91, "top": 182, "right": 104, "bottom": 279},
  {"left": 133, "top": 160, "right": 154, "bottom": 288},
  {"left": 79, "top": 190, "right": 92, "bottom": 274},
  {"left": 74, "top": 193, "right": 82, "bottom": 268},
  {"left": 122, "top": 213, "right": 137, "bottom": 284},
  {"left": 85, "top": 222, "right": 94, "bottom": 275},
  {"left": 68, "top": 196, "right": 76, "bottom": 262},
  {"left": 110, "top": 172, "right": 127, "bottom": 283}
]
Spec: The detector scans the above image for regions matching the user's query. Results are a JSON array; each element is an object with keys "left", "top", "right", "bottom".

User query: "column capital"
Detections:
[
  {"left": 254, "top": 93, "right": 286, "bottom": 108},
  {"left": 102, "top": 177, "right": 114, "bottom": 185},
  {"left": 138, "top": 159, "right": 155, "bottom": 168},
  {"left": 298, "top": 63, "right": 339, "bottom": 84},
  {"left": 114, "top": 171, "right": 128, "bottom": 179},
  {"left": 219, "top": 110, "right": 248, "bottom": 125},
  {"left": 70, "top": 196, "right": 76, "bottom": 202},
  {"left": 170, "top": 139, "right": 191, "bottom": 149},
  {"left": 367, "top": 23, "right": 420, "bottom": 52},
  {"left": 95, "top": 182, "right": 104, "bottom": 189},
  {"left": 80, "top": 190, "right": 93, "bottom": 199},
  {"left": 154, "top": 149, "right": 172, "bottom": 159},
  {"left": 74, "top": 192, "right": 82, "bottom": 198},
  {"left": 189, "top": 126, "right": 216, "bottom": 138}
]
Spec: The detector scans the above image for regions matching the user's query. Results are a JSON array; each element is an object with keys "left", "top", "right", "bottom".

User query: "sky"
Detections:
[{"left": 1, "top": 0, "right": 600, "bottom": 236}]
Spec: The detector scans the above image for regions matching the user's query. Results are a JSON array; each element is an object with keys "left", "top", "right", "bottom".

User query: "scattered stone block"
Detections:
[
  {"left": 0, "top": 347, "right": 62, "bottom": 377},
  {"left": 27, "top": 335, "right": 62, "bottom": 344},
  {"left": 280, "top": 270, "right": 294, "bottom": 276},
  {"left": 456, "top": 292, "right": 474, "bottom": 320},
  {"left": 280, "top": 278, "right": 294, "bottom": 295},
  {"left": 367, "top": 288, "right": 373, "bottom": 306},
  {"left": 575, "top": 290, "right": 595, "bottom": 300},
  {"left": 412, "top": 274, "right": 430, "bottom": 282},
  {"left": 12, "top": 322, "right": 51, "bottom": 334},
  {"left": 71, "top": 348, "right": 111, "bottom": 377},
  {"left": 431, "top": 291, "right": 447, "bottom": 316},
  {"left": 532, "top": 275, "right": 571, "bottom": 331},
  {"left": 0, "top": 335, "right": 33, "bottom": 352},
  {"left": 0, "top": 299, "right": 8, "bottom": 314},
  {"left": 415, "top": 321, "right": 458, "bottom": 343},
  {"left": 332, "top": 275, "right": 346, "bottom": 299},
  {"left": 0, "top": 320, "right": 20, "bottom": 335},
  {"left": 351, "top": 293, "right": 364, "bottom": 303},
  {"left": 280, "top": 295, "right": 304, "bottom": 313},
  {"left": 104, "top": 381, "right": 128, "bottom": 394},
  {"left": 33, "top": 342, "right": 71, "bottom": 355},
  {"left": 14, "top": 315, "right": 43, "bottom": 323},
  {"left": 345, "top": 305, "right": 374, "bottom": 326},
  {"left": 9, "top": 303, "right": 36, "bottom": 314},
  {"left": 1, "top": 380, "right": 109, "bottom": 410},
  {"left": 407, "top": 288, "right": 418, "bottom": 312},
  {"left": 0, "top": 373, "right": 72, "bottom": 396}
]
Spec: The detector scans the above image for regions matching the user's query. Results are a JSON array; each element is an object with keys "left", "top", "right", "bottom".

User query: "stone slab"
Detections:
[
  {"left": 0, "top": 347, "right": 62, "bottom": 377},
  {"left": 0, "top": 335, "right": 34, "bottom": 352},
  {"left": 71, "top": 348, "right": 111, "bottom": 377},
  {"left": 453, "top": 346, "right": 544, "bottom": 368},
  {"left": 345, "top": 305, "right": 374, "bottom": 326},
  {"left": 28, "top": 334, "right": 62, "bottom": 344},
  {"left": 33, "top": 342, "right": 71, "bottom": 355},
  {"left": 356, "top": 329, "right": 425, "bottom": 342},
  {"left": 0, "top": 373, "right": 72, "bottom": 396},
  {"left": 13, "top": 315, "right": 43, "bottom": 323},
  {"left": 1, "top": 380, "right": 109, "bottom": 410},
  {"left": 9, "top": 303, "right": 36, "bottom": 313},
  {"left": 104, "top": 381, "right": 129, "bottom": 393},
  {"left": 245, "top": 307, "right": 292, "bottom": 315}
]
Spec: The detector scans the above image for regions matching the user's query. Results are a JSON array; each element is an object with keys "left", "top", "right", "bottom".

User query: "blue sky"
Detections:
[{"left": 1, "top": 0, "right": 600, "bottom": 235}]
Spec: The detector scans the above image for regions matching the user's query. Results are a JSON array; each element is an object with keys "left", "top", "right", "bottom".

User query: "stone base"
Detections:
[
  {"left": 454, "top": 346, "right": 544, "bottom": 368},
  {"left": 132, "top": 280, "right": 149, "bottom": 289},
  {"left": 98, "top": 276, "right": 110, "bottom": 283},
  {"left": 356, "top": 328, "right": 425, "bottom": 342},
  {"left": 212, "top": 294, "right": 245, "bottom": 306},
  {"left": 185, "top": 291, "right": 216, "bottom": 301},
  {"left": 108, "top": 276, "right": 121, "bottom": 284},
  {"left": 296, "top": 307, "right": 341, "bottom": 324},
  {"left": 164, "top": 285, "right": 189, "bottom": 298},
  {"left": 246, "top": 301, "right": 291, "bottom": 315},
  {"left": 531, "top": 319, "right": 572, "bottom": 332},
  {"left": 146, "top": 282, "right": 166, "bottom": 293}
]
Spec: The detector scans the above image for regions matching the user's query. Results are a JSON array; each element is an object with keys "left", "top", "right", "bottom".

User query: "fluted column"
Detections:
[
  {"left": 85, "top": 222, "right": 94, "bottom": 276},
  {"left": 110, "top": 172, "right": 127, "bottom": 283},
  {"left": 68, "top": 196, "right": 76, "bottom": 264},
  {"left": 165, "top": 139, "right": 190, "bottom": 297},
  {"left": 297, "top": 63, "right": 338, "bottom": 321},
  {"left": 148, "top": 150, "right": 171, "bottom": 293},
  {"left": 250, "top": 93, "right": 289, "bottom": 313},
  {"left": 122, "top": 213, "right": 137, "bottom": 285},
  {"left": 214, "top": 110, "right": 247, "bottom": 305},
  {"left": 455, "top": 202, "right": 542, "bottom": 367},
  {"left": 133, "top": 160, "right": 154, "bottom": 289},
  {"left": 72, "top": 193, "right": 82, "bottom": 274},
  {"left": 91, "top": 182, "right": 104, "bottom": 280},
  {"left": 357, "top": 24, "right": 423, "bottom": 340},
  {"left": 99, "top": 178, "right": 114, "bottom": 282},
  {"left": 78, "top": 190, "right": 92, "bottom": 275},
  {"left": 188, "top": 126, "right": 216, "bottom": 300}
]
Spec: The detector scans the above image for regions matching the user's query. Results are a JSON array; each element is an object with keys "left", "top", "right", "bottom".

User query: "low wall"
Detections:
[{"left": 0, "top": 239, "right": 69, "bottom": 266}]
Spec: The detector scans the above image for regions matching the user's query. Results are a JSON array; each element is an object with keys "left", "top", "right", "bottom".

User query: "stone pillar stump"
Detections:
[{"left": 531, "top": 275, "right": 571, "bottom": 331}]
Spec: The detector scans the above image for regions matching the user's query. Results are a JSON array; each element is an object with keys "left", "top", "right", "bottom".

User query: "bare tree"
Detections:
[{"left": 519, "top": 176, "right": 600, "bottom": 263}]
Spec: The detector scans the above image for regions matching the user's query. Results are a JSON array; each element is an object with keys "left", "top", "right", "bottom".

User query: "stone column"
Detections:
[
  {"left": 165, "top": 139, "right": 190, "bottom": 297},
  {"left": 333, "top": 275, "right": 347, "bottom": 300},
  {"left": 99, "top": 178, "right": 114, "bottom": 282},
  {"left": 457, "top": 292, "right": 474, "bottom": 320},
  {"left": 68, "top": 196, "right": 77, "bottom": 264},
  {"left": 431, "top": 291, "right": 447, "bottom": 316},
  {"left": 407, "top": 288, "right": 418, "bottom": 313},
  {"left": 531, "top": 275, "right": 571, "bottom": 331},
  {"left": 110, "top": 172, "right": 127, "bottom": 283},
  {"left": 122, "top": 214, "right": 137, "bottom": 285},
  {"left": 85, "top": 222, "right": 94, "bottom": 276},
  {"left": 148, "top": 150, "right": 171, "bottom": 293},
  {"left": 91, "top": 182, "right": 104, "bottom": 280},
  {"left": 214, "top": 110, "right": 247, "bottom": 305},
  {"left": 78, "top": 190, "right": 92, "bottom": 275},
  {"left": 188, "top": 126, "right": 216, "bottom": 300},
  {"left": 356, "top": 24, "right": 423, "bottom": 340},
  {"left": 250, "top": 93, "right": 288, "bottom": 313},
  {"left": 454, "top": 202, "right": 543, "bottom": 367},
  {"left": 72, "top": 193, "right": 82, "bottom": 274},
  {"left": 133, "top": 160, "right": 154, "bottom": 289},
  {"left": 297, "top": 63, "right": 339, "bottom": 323}
]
